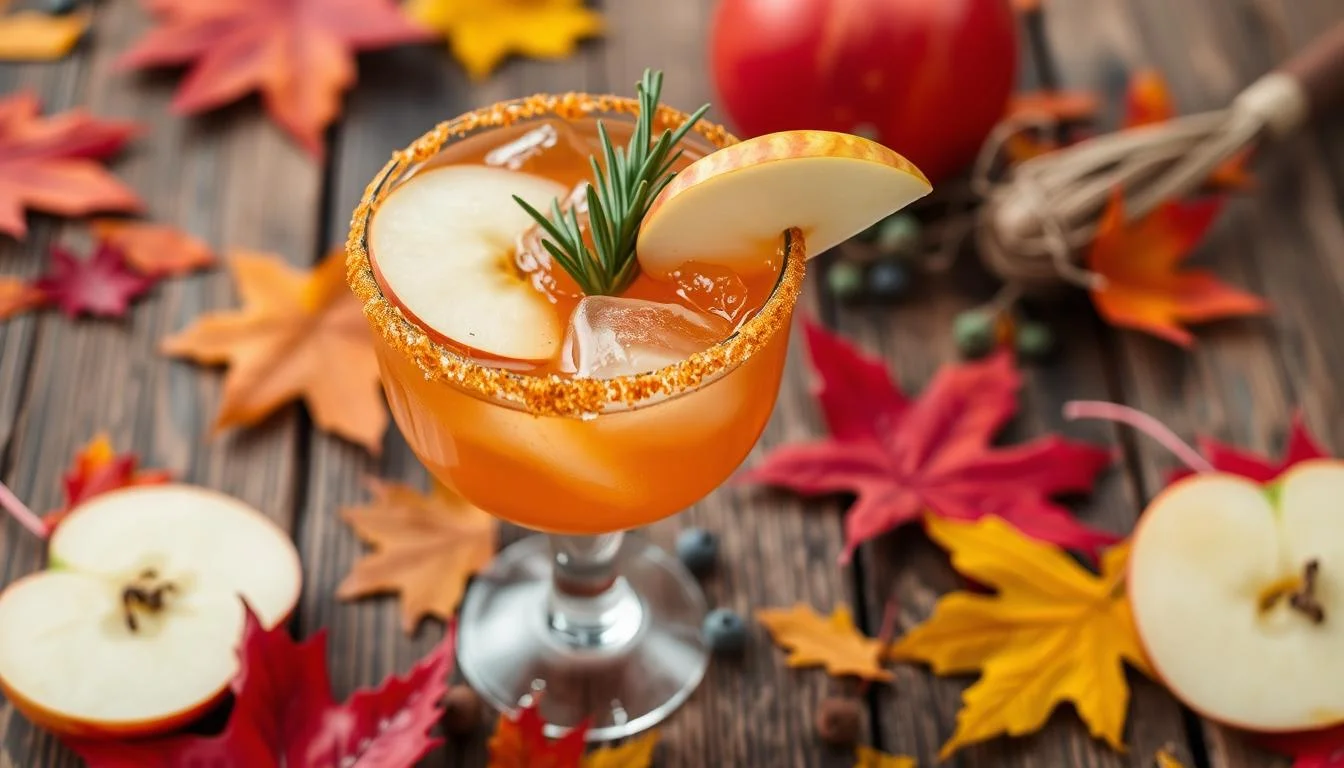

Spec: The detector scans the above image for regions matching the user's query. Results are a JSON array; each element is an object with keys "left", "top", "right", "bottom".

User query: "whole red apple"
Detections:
[{"left": 709, "top": 0, "right": 1019, "bottom": 184}]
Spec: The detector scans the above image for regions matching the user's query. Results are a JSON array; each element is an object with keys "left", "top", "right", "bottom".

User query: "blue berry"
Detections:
[
  {"left": 1014, "top": 320, "right": 1056, "bottom": 362},
  {"left": 826, "top": 260, "right": 864, "bottom": 301},
  {"left": 867, "top": 260, "right": 909, "bottom": 300},
  {"left": 676, "top": 527, "right": 718, "bottom": 576},
  {"left": 703, "top": 608, "right": 747, "bottom": 654},
  {"left": 953, "top": 309, "right": 996, "bottom": 359},
  {"left": 45, "top": 0, "right": 79, "bottom": 15},
  {"left": 874, "top": 214, "right": 921, "bottom": 258}
]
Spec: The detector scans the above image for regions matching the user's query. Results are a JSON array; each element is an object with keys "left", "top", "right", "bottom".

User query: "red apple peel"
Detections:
[{"left": 0, "top": 479, "right": 48, "bottom": 539}]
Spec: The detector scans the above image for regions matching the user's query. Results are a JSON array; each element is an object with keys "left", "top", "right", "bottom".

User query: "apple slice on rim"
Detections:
[
  {"left": 636, "top": 130, "right": 931, "bottom": 277},
  {"left": 0, "top": 484, "right": 302, "bottom": 738}
]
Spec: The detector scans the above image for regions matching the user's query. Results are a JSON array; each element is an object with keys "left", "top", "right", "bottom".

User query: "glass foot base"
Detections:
[{"left": 456, "top": 534, "right": 709, "bottom": 741}]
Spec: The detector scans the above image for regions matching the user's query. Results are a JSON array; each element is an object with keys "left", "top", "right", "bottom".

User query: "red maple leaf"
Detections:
[
  {"left": 0, "top": 90, "right": 142, "bottom": 239},
  {"left": 1258, "top": 726, "right": 1344, "bottom": 768},
  {"left": 486, "top": 699, "right": 587, "bottom": 768},
  {"left": 739, "top": 320, "right": 1118, "bottom": 561},
  {"left": 44, "top": 433, "right": 173, "bottom": 531},
  {"left": 34, "top": 243, "right": 159, "bottom": 318},
  {"left": 117, "top": 0, "right": 433, "bottom": 156},
  {"left": 70, "top": 603, "right": 454, "bottom": 768},
  {"left": 1166, "top": 411, "right": 1329, "bottom": 486}
]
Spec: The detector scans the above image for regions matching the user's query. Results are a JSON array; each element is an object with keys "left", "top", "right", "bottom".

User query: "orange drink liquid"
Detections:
[{"left": 351, "top": 100, "right": 806, "bottom": 535}]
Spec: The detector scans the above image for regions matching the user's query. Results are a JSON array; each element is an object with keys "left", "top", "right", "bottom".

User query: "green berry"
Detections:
[
  {"left": 874, "top": 214, "right": 921, "bottom": 258},
  {"left": 953, "top": 310, "right": 997, "bottom": 359},
  {"left": 703, "top": 608, "right": 747, "bottom": 654},
  {"left": 1014, "top": 320, "right": 1056, "bottom": 362},
  {"left": 675, "top": 527, "right": 718, "bottom": 576},
  {"left": 867, "top": 260, "right": 909, "bottom": 300},
  {"left": 826, "top": 261, "right": 864, "bottom": 300}
]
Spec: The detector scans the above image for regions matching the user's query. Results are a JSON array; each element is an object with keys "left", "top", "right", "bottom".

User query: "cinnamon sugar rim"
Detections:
[{"left": 344, "top": 92, "right": 807, "bottom": 419}]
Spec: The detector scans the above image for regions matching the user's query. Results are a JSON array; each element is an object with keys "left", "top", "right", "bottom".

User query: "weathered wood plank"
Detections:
[{"left": 0, "top": 0, "right": 322, "bottom": 764}]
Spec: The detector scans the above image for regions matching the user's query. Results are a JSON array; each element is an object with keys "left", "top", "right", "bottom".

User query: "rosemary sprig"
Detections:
[{"left": 514, "top": 69, "right": 710, "bottom": 296}]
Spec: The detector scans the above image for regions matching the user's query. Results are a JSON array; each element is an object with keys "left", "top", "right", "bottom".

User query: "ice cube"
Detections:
[
  {"left": 514, "top": 183, "right": 590, "bottom": 303},
  {"left": 672, "top": 262, "right": 752, "bottom": 326},
  {"left": 484, "top": 119, "right": 592, "bottom": 175},
  {"left": 563, "top": 297, "right": 732, "bottom": 379}
]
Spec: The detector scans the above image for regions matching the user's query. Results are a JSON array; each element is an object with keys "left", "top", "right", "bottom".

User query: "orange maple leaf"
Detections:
[
  {"left": 1086, "top": 192, "right": 1268, "bottom": 347},
  {"left": 91, "top": 219, "right": 216, "bottom": 277},
  {"left": 756, "top": 603, "right": 892, "bottom": 682},
  {"left": 337, "top": 478, "right": 497, "bottom": 633},
  {"left": 0, "top": 91, "right": 142, "bottom": 239},
  {"left": 1124, "top": 69, "right": 1252, "bottom": 189},
  {"left": 161, "top": 248, "right": 387, "bottom": 453},
  {"left": 0, "top": 277, "right": 46, "bottom": 320},
  {"left": 0, "top": 8, "right": 88, "bottom": 61},
  {"left": 47, "top": 433, "right": 173, "bottom": 531},
  {"left": 1006, "top": 90, "right": 1101, "bottom": 124},
  {"left": 117, "top": 0, "right": 433, "bottom": 156},
  {"left": 486, "top": 701, "right": 587, "bottom": 768}
]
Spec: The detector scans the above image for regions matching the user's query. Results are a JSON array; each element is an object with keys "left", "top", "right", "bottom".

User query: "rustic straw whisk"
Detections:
[{"left": 973, "top": 19, "right": 1344, "bottom": 300}]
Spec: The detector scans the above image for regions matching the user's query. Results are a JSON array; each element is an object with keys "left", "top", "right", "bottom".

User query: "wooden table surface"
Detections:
[{"left": 3, "top": 0, "right": 1344, "bottom": 765}]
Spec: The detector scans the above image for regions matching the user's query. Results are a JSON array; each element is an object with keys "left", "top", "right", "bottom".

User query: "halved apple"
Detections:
[
  {"left": 0, "top": 484, "right": 302, "bottom": 738},
  {"left": 636, "top": 130, "right": 932, "bottom": 277},
  {"left": 1128, "top": 460, "right": 1344, "bottom": 733},
  {"left": 368, "top": 165, "right": 568, "bottom": 361}
]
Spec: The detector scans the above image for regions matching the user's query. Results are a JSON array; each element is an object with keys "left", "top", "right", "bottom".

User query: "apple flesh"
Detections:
[
  {"left": 1128, "top": 460, "right": 1344, "bottom": 732},
  {"left": 0, "top": 484, "right": 302, "bottom": 738},
  {"left": 636, "top": 129, "right": 931, "bottom": 278}
]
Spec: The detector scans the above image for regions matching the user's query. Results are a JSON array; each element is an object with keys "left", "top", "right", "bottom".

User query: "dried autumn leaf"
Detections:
[
  {"left": 35, "top": 243, "right": 159, "bottom": 318},
  {"left": 0, "top": 9, "right": 88, "bottom": 61},
  {"left": 46, "top": 433, "right": 173, "bottom": 531},
  {"left": 486, "top": 700, "right": 587, "bottom": 768},
  {"left": 410, "top": 0, "right": 604, "bottom": 81},
  {"left": 740, "top": 320, "right": 1116, "bottom": 561},
  {"left": 1167, "top": 411, "right": 1328, "bottom": 486},
  {"left": 581, "top": 732, "right": 660, "bottom": 768},
  {"left": 91, "top": 219, "right": 216, "bottom": 276},
  {"left": 1124, "top": 69, "right": 1251, "bottom": 189},
  {"left": 1155, "top": 747, "right": 1186, "bottom": 768},
  {"left": 1260, "top": 724, "right": 1344, "bottom": 767},
  {"left": 337, "top": 478, "right": 497, "bottom": 633},
  {"left": 888, "top": 515, "right": 1149, "bottom": 759},
  {"left": 1006, "top": 90, "right": 1100, "bottom": 123},
  {"left": 0, "top": 91, "right": 142, "bottom": 239},
  {"left": 0, "top": 276, "right": 47, "bottom": 320},
  {"left": 854, "top": 746, "right": 915, "bottom": 768},
  {"left": 161, "top": 248, "right": 387, "bottom": 453},
  {"left": 1086, "top": 192, "right": 1268, "bottom": 346},
  {"left": 71, "top": 603, "right": 454, "bottom": 768},
  {"left": 756, "top": 603, "right": 891, "bottom": 682},
  {"left": 117, "top": 0, "right": 433, "bottom": 156}
]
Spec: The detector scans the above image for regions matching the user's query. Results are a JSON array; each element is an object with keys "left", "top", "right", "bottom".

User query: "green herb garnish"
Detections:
[{"left": 513, "top": 69, "right": 710, "bottom": 296}]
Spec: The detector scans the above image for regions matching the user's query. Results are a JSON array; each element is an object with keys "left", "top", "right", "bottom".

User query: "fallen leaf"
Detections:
[
  {"left": 0, "top": 276, "right": 47, "bottom": 320},
  {"left": 117, "top": 0, "right": 433, "bottom": 156},
  {"left": 1124, "top": 69, "right": 1251, "bottom": 189},
  {"left": 1086, "top": 192, "right": 1268, "bottom": 346},
  {"left": 409, "top": 0, "right": 604, "bottom": 81},
  {"left": 854, "top": 746, "right": 916, "bottom": 768},
  {"left": 756, "top": 603, "right": 891, "bottom": 682},
  {"left": 35, "top": 243, "right": 159, "bottom": 318},
  {"left": 581, "top": 731, "right": 660, "bottom": 768},
  {"left": 70, "top": 602, "right": 454, "bottom": 768},
  {"left": 0, "top": 91, "right": 142, "bottom": 239},
  {"left": 46, "top": 433, "right": 173, "bottom": 531},
  {"left": 1167, "top": 411, "right": 1328, "bottom": 486},
  {"left": 0, "top": 9, "right": 88, "bottom": 61},
  {"left": 337, "top": 478, "right": 497, "bottom": 633},
  {"left": 1259, "top": 725, "right": 1344, "bottom": 768},
  {"left": 888, "top": 516, "right": 1148, "bottom": 759},
  {"left": 1155, "top": 747, "right": 1186, "bottom": 768},
  {"left": 161, "top": 248, "right": 387, "bottom": 453},
  {"left": 1007, "top": 90, "right": 1100, "bottom": 123},
  {"left": 91, "top": 219, "right": 216, "bottom": 276},
  {"left": 740, "top": 320, "right": 1116, "bottom": 561},
  {"left": 486, "top": 699, "right": 587, "bottom": 768}
]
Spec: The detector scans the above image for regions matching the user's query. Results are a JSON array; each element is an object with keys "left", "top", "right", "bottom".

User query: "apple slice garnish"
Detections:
[
  {"left": 0, "top": 484, "right": 302, "bottom": 738},
  {"left": 1128, "top": 460, "right": 1344, "bottom": 733},
  {"left": 369, "top": 165, "right": 569, "bottom": 361},
  {"left": 636, "top": 130, "right": 931, "bottom": 277}
]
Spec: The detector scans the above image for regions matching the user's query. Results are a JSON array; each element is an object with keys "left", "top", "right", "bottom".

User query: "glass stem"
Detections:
[{"left": 547, "top": 533, "right": 644, "bottom": 650}]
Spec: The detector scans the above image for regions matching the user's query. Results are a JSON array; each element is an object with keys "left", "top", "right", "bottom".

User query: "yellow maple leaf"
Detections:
[
  {"left": 757, "top": 603, "right": 892, "bottom": 682},
  {"left": 0, "top": 9, "right": 88, "bottom": 61},
  {"left": 1154, "top": 747, "right": 1186, "bottom": 768},
  {"left": 582, "top": 730, "right": 659, "bottom": 767},
  {"left": 887, "top": 515, "right": 1149, "bottom": 759},
  {"left": 853, "top": 745, "right": 915, "bottom": 768},
  {"left": 409, "top": 0, "right": 603, "bottom": 81}
]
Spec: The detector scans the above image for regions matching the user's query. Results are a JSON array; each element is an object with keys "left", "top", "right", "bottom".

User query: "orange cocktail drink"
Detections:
[{"left": 347, "top": 71, "right": 929, "bottom": 741}]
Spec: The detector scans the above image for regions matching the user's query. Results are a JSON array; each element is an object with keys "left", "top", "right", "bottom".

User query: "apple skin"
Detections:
[{"left": 1126, "top": 460, "right": 1344, "bottom": 735}]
